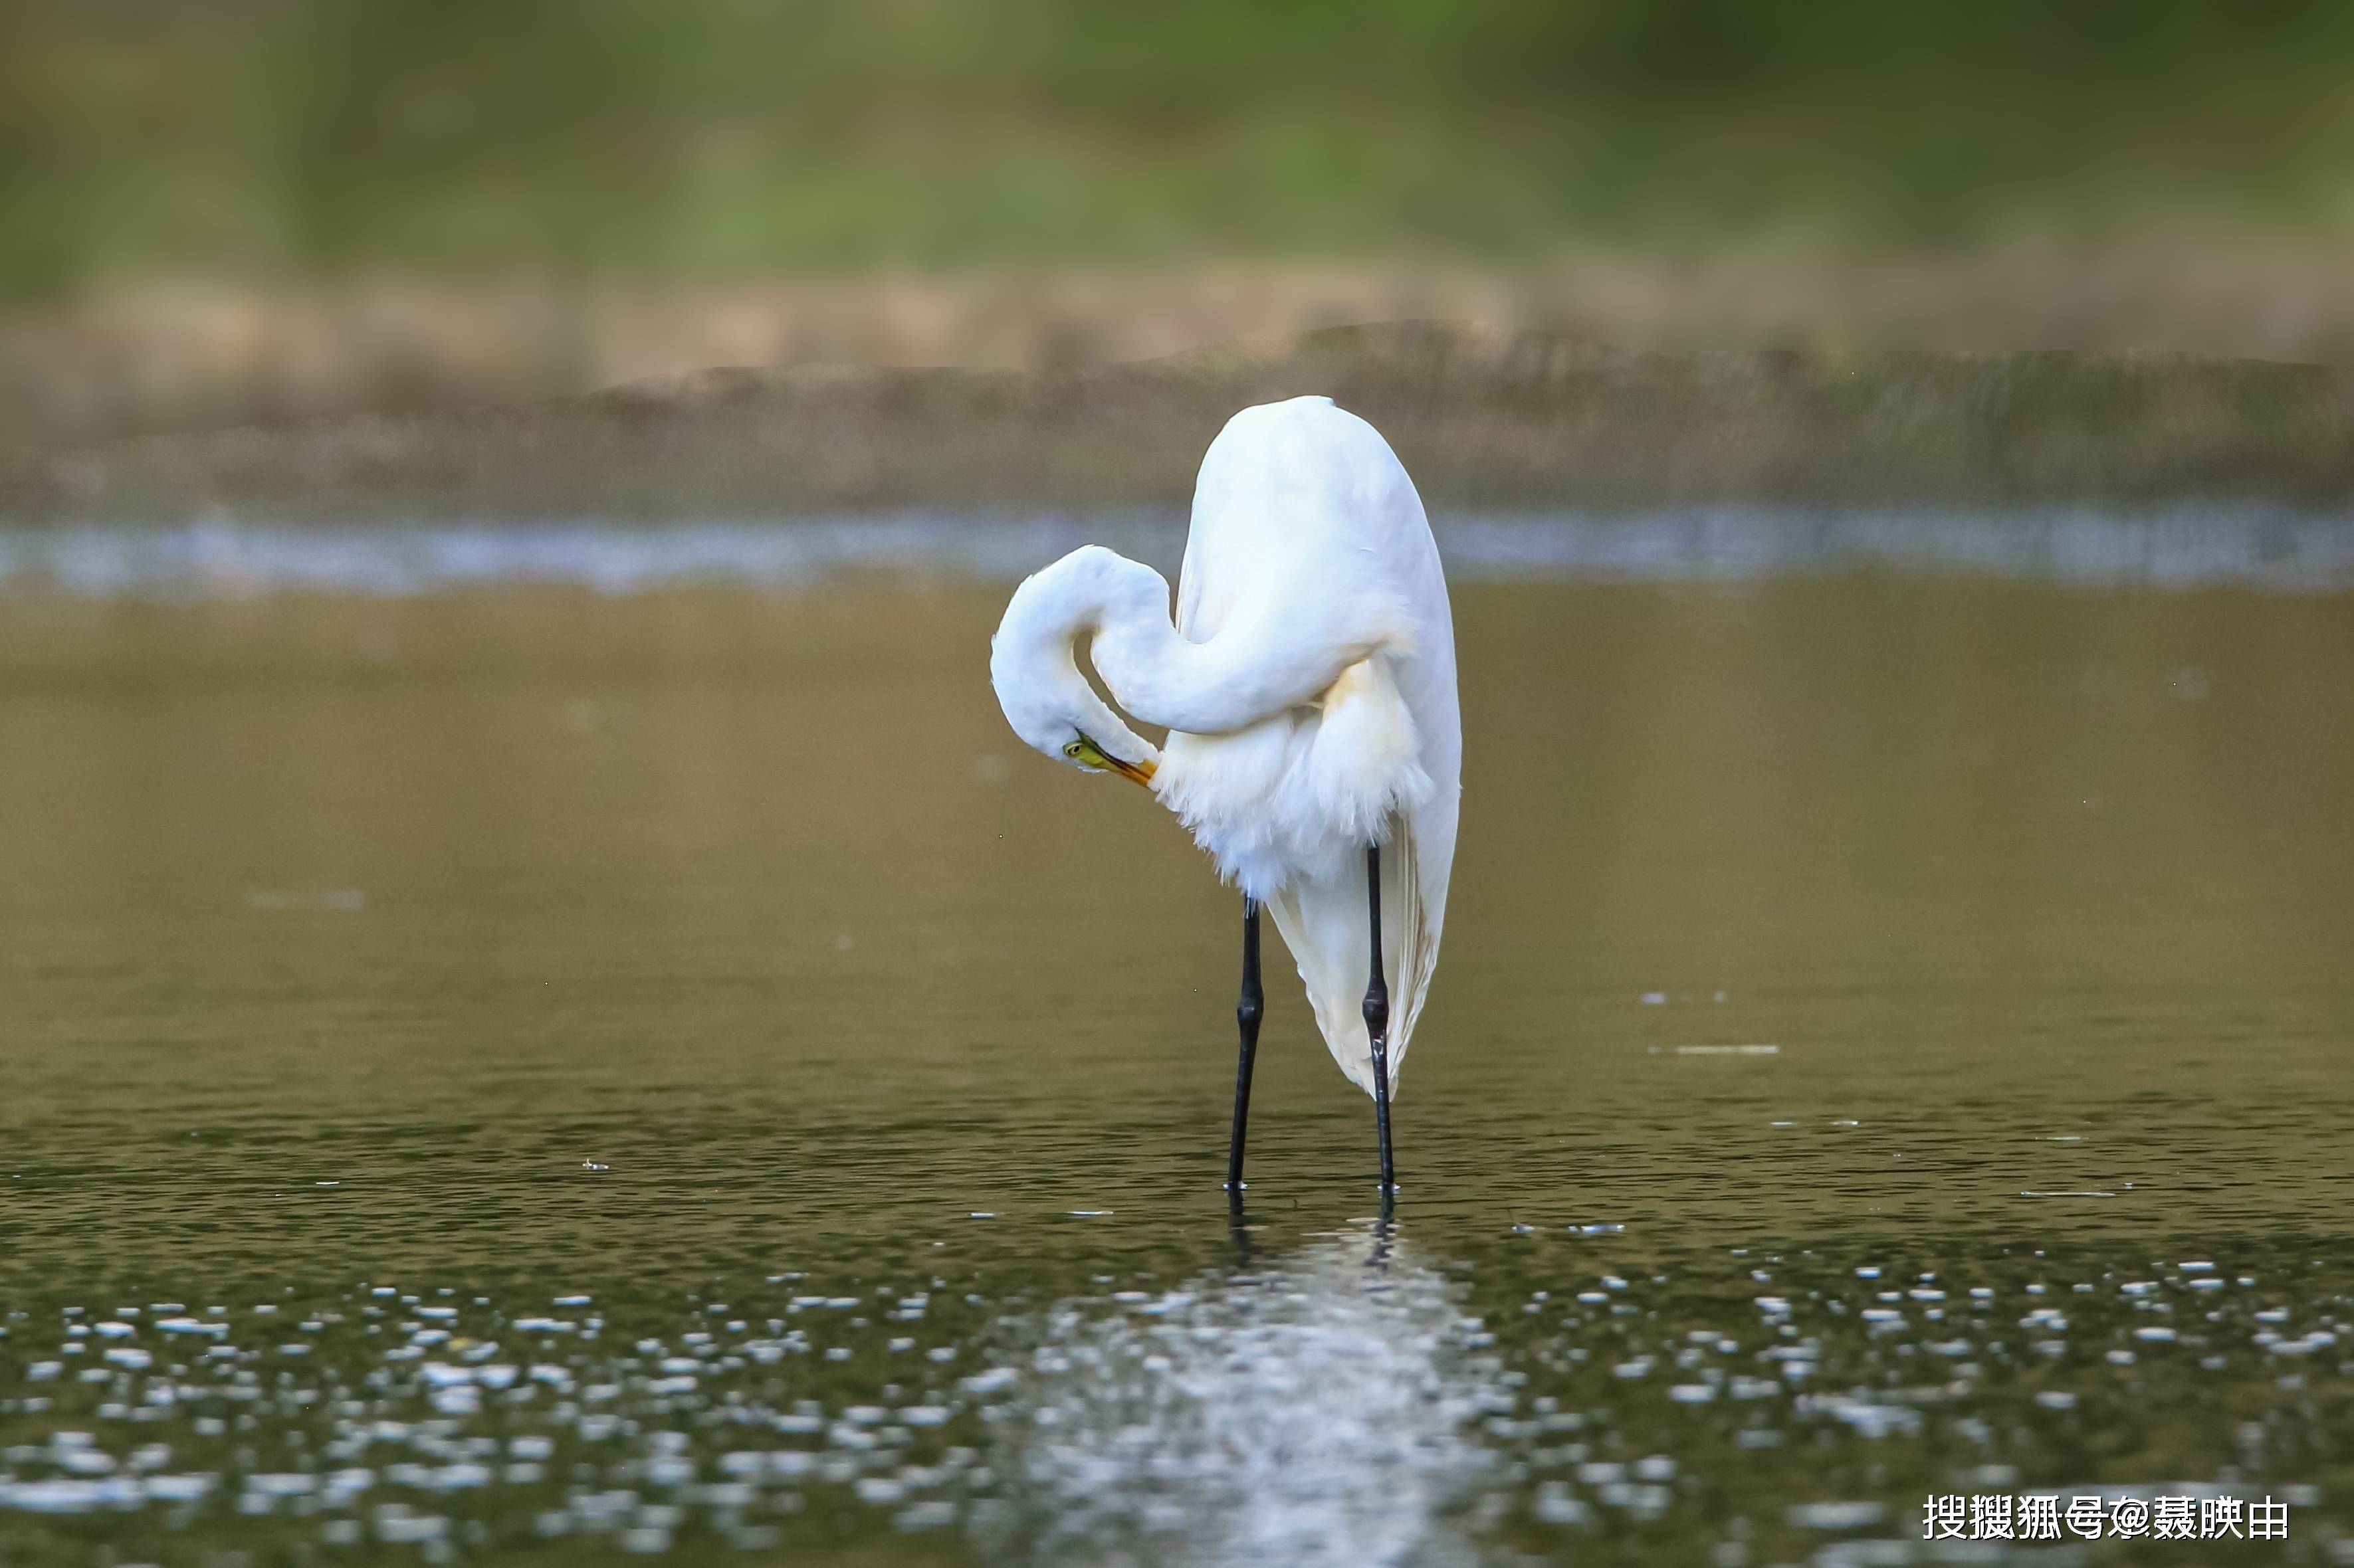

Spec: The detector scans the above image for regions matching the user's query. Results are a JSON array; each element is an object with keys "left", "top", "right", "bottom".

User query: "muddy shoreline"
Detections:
[{"left": 9, "top": 325, "right": 2354, "bottom": 522}]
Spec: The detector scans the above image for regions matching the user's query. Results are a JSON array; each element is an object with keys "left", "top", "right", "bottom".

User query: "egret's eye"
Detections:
[{"left": 1063, "top": 741, "right": 1085, "bottom": 759}]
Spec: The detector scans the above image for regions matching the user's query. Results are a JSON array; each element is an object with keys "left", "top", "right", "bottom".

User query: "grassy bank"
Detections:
[{"left": 7, "top": 326, "right": 2354, "bottom": 522}]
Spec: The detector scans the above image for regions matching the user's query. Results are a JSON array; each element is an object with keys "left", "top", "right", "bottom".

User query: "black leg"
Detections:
[
  {"left": 1224, "top": 896, "right": 1263, "bottom": 1191},
  {"left": 1363, "top": 844, "right": 1396, "bottom": 1193}
]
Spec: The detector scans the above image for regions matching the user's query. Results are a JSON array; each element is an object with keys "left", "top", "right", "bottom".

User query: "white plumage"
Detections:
[{"left": 989, "top": 395, "right": 1460, "bottom": 1099}]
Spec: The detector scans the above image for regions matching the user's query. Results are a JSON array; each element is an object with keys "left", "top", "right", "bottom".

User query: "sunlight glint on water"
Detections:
[{"left": 988, "top": 1225, "right": 1496, "bottom": 1568}]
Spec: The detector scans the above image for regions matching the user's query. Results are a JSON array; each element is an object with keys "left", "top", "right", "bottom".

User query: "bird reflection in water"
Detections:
[{"left": 984, "top": 1207, "right": 1500, "bottom": 1567}]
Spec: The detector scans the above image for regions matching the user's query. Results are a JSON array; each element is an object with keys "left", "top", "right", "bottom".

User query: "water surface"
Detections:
[{"left": 0, "top": 567, "right": 2348, "bottom": 1565}]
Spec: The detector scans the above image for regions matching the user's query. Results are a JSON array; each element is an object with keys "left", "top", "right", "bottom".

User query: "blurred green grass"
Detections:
[{"left": 7, "top": 1, "right": 2354, "bottom": 294}]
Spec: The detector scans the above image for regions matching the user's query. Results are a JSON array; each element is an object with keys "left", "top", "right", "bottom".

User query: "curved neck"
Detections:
[{"left": 1027, "top": 545, "right": 1370, "bottom": 736}]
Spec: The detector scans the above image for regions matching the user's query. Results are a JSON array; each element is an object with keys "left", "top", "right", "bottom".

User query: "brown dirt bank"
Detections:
[
  {"left": 17, "top": 250, "right": 2354, "bottom": 448},
  {"left": 8, "top": 325, "right": 2354, "bottom": 522}
]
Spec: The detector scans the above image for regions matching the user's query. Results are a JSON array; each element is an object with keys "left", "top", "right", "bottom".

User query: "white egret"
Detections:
[{"left": 990, "top": 395, "right": 1459, "bottom": 1193}]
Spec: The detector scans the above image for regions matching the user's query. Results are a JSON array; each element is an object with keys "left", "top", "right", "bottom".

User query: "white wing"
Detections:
[{"left": 1169, "top": 396, "right": 1461, "bottom": 1098}]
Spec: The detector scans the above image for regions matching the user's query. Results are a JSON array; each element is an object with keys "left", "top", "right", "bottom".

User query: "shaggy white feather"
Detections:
[{"left": 1154, "top": 656, "right": 1434, "bottom": 899}]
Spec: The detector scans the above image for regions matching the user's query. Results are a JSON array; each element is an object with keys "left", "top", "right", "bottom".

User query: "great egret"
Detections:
[{"left": 989, "top": 395, "right": 1459, "bottom": 1193}]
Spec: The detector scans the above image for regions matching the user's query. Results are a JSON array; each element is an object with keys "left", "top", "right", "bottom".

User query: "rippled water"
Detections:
[{"left": 0, "top": 557, "right": 2348, "bottom": 1565}]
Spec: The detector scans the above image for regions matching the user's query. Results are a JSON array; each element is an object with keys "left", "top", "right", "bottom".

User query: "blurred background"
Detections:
[
  {"left": 9, "top": 0, "right": 2354, "bottom": 456},
  {"left": 5, "top": 11, "right": 2354, "bottom": 1566}
]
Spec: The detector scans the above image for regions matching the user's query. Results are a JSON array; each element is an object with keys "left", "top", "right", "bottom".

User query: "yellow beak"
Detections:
[{"left": 1106, "top": 755, "right": 1158, "bottom": 789}]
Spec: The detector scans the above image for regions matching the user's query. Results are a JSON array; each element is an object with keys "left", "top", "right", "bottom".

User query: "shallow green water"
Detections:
[{"left": 0, "top": 579, "right": 2347, "bottom": 1566}]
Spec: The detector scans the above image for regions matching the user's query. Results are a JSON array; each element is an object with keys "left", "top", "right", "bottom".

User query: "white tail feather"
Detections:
[{"left": 1264, "top": 809, "right": 1439, "bottom": 1100}]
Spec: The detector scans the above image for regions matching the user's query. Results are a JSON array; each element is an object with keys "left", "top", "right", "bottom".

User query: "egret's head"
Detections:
[
  {"left": 990, "top": 550, "right": 1162, "bottom": 789},
  {"left": 1049, "top": 728, "right": 1160, "bottom": 787}
]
